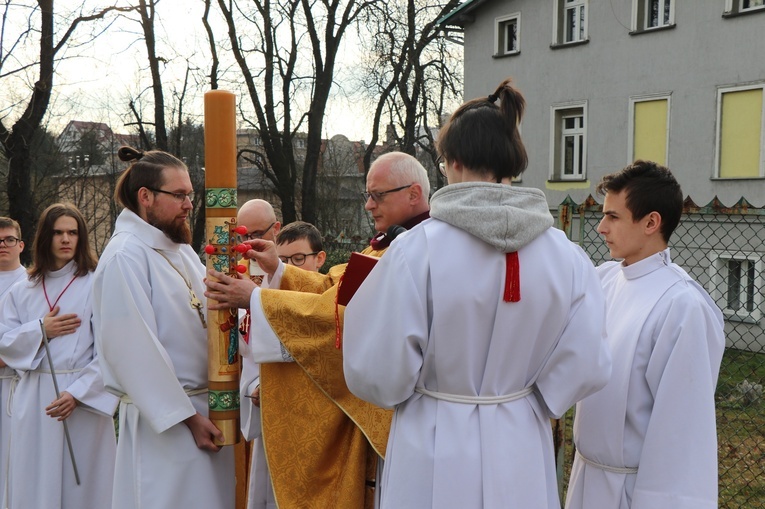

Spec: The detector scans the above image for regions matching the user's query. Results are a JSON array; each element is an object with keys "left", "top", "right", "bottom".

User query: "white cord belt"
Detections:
[
  {"left": 8, "top": 368, "right": 82, "bottom": 415},
  {"left": 120, "top": 387, "right": 208, "bottom": 404},
  {"left": 34, "top": 368, "right": 82, "bottom": 374},
  {"left": 414, "top": 385, "right": 534, "bottom": 405},
  {"left": 5, "top": 375, "right": 19, "bottom": 417},
  {"left": 576, "top": 451, "right": 638, "bottom": 474}
]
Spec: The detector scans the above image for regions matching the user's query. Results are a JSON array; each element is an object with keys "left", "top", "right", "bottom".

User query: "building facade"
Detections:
[
  {"left": 442, "top": 0, "right": 765, "bottom": 350},
  {"left": 441, "top": 0, "right": 765, "bottom": 206}
]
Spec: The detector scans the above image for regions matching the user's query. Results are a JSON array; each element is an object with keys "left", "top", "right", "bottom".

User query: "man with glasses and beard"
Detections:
[{"left": 92, "top": 146, "right": 234, "bottom": 509}]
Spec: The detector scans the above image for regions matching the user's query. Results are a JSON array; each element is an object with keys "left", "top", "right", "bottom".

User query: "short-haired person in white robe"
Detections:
[
  {"left": 565, "top": 161, "right": 725, "bottom": 509},
  {"left": 0, "top": 216, "right": 29, "bottom": 508},
  {"left": 236, "top": 199, "right": 281, "bottom": 509},
  {"left": 92, "top": 146, "right": 234, "bottom": 509},
  {"left": 342, "top": 78, "right": 613, "bottom": 509},
  {"left": 0, "top": 203, "right": 118, "bottom": 509}
]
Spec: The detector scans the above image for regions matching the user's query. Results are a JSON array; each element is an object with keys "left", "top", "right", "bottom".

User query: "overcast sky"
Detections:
[{"left": 3, "top": 0, "right": 375, "bottom": 142}]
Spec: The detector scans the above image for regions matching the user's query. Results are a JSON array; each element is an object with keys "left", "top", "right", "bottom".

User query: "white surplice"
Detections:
[
  {"left": 238, "top": 269, "right": 277, "bottom": 509},
  {"left": 0, "top": 262, "right": 118, "bottom": 509},
  {"left": 344, "top": 182, "right": 612, "bottom": 509},
  {"left": 565, "top": 249, "right": 725, "bottom": 509},
  {"left": 93, "top": 209, "right": 234, "bottom": 509},
  {"left": 0, "top": 265, "right": 29, "bottom": 508}
]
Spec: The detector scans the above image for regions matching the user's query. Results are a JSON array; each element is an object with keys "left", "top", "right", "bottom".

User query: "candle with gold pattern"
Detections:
[{"left": 204, "top": 89, "right": 241, "bottom": 446}]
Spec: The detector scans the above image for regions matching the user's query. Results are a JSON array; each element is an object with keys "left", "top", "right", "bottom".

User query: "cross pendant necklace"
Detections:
[
  {"left": 189, "top": 291, "right": 205, "bottom": 325},
  {"left": 154, "top": 249, "right": 207, "bottom": 329}
]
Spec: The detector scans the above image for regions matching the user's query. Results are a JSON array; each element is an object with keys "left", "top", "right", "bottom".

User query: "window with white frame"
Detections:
[
  {"left": 550, "top": 103, "right": 587, "bottom": 180},
  {"left": 724, "top": 0, "right": 765, "bottom": 15},
  {"left": 715, "top": 84, "right": 765, "bottom": 179},
  {"left": 495, "top": 13, "right": 520, "bottom": 56},
  {"left": 553, "top": 0, "right": 588, "bottom": 45},
  {"left": 633, "top": 0, "right": 675, "bottom": 31},
  {"left": 708, "top": 251, "right": 763, "bottom": 322}
]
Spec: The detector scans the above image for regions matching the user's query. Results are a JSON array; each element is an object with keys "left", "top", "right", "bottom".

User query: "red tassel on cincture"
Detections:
[{"left": 504, "top": 252, "right": 521, "bottom": 302}]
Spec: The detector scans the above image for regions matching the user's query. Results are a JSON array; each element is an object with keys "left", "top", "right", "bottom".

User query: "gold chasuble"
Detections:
[{"left": 259, "top": 246, "right": 392, "bottom": 508}]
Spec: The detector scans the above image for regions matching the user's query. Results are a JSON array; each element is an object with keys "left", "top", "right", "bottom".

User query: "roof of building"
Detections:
[{"left": 438, "top": 0, "right": 490, "bottom": 27}]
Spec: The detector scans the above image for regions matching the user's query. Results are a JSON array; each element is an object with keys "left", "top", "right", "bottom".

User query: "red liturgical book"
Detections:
[{"left": 336, "top": 252, "right": 379, "bottom": 306}]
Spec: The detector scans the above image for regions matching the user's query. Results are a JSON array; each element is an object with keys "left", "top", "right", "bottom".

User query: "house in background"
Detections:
[
  {"left": 54, "top": 121, "right": 139, "bottom": 253},
  {"left": 235, "top": 129, "right": 374, "bottom": 240},
  {"left": 440, "top": 0, "right": 764, "bottom": 206},
  {"left": 441, "top": 0, "right": 765, "bottom": 351}
]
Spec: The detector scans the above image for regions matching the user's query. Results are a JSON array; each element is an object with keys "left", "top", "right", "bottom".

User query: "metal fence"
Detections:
[{"left": 558, "top": 195, "right": 765, "bottom": 508}]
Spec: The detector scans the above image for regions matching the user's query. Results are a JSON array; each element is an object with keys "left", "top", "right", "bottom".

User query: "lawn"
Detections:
[
  {"left": 716, "top": 348, "right": 765, "bottom": 509},
  {"left": 556, "top": 347, "right": 765, "bottom": 508}
]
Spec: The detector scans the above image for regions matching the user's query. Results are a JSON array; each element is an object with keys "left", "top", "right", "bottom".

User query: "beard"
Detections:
[{"left": 147, "top": 209, "right": 192, "bottom": 245}]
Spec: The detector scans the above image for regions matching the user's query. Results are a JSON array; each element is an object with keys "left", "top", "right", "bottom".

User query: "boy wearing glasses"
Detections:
[
  {"left": 0, "top": 217, "right": 27, "bottom": 508},
  {"left": 0, "top": 217, "right": 25, "bottom": 279},
  {"left": 275, "top": 221, "right": 326, "bottom": 272}
]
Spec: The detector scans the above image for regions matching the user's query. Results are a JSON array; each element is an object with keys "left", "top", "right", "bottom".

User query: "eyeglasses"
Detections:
[
  {"left": 147, "top": 187, "right": 194, "bottom": 203},
  {"left": 278, "top": 252, "right": 320, "bottom": 266},
  {"left": 243, "top": 222, "right": 276, "bottom": 241},
  {"left": 437, "top": 156, "right": 447, "bottom": 177},
  {"left": 0, "top": 236, "right": 20, "bottom": 247},
  {"left": 362, "top": 184, "right": 413, "bottom": 203}
]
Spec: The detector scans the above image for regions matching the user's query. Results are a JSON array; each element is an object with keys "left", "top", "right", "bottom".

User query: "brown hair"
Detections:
[
  {"left": 276, "top": 221, "right": 324, "bottom": 252},
  {"left": 115, "top": 146, "right": 188, "bottom": 213},
  {"left": 596, "top": 160, "right": 683, "bottom": 243},
  {"left": 28, "top": 203, "right": 97, "bottom": 282},
  {"left": 0, "top": 217, "right": 21, "bottom": 238},
  {"left": 437, "top": 77, "right": 528, "bottom": 182}
]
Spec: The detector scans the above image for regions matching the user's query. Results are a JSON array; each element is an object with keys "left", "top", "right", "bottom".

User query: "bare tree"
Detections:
[
  {"left": 358, "top": 0, "right": 462, "bottom": 177},
  {"left": 135, "top": 0, "right": 168, "bottom": 151},
  {"left": 122, "top": 1, "right": 210, "bottom": 252},
  {"left": 202, "top": 0, "right": 219, "bottom": 90},
  {"left": 0, "top": 1, "right": 132, "bottom": 264},
  {"left": 214, "top": 0, "right": 377, "bottom": 225},
  {"left": 316, "top": 135, "right": 370, "bottom": 238}
]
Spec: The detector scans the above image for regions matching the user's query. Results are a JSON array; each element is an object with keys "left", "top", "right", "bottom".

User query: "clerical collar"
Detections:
[
  {"left": 621, "top": 248, "right": 671, "bottom": 280},
  {"left": 369, "top": 211, "right": 430, "bottom": 250}
]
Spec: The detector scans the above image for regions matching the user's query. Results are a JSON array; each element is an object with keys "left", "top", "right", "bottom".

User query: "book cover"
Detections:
[{"left": 336, "top": 252, "right": 379, "bottom": 306}]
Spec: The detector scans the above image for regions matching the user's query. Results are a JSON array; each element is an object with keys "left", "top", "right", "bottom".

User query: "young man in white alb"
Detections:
[
  {"left": 566, "top": 160, "right": 725, "bottom": 509},
  {"left": 0, "top": 204, "right": 118, "bottom": 509}
]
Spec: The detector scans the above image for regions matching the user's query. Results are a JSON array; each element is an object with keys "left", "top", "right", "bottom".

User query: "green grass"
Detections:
[
  {"left": 716, "top": 348, "right": 765, "bottom": 509},
  {"left": 556, "top": 348, "right": 765, "bottom": 508}
]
